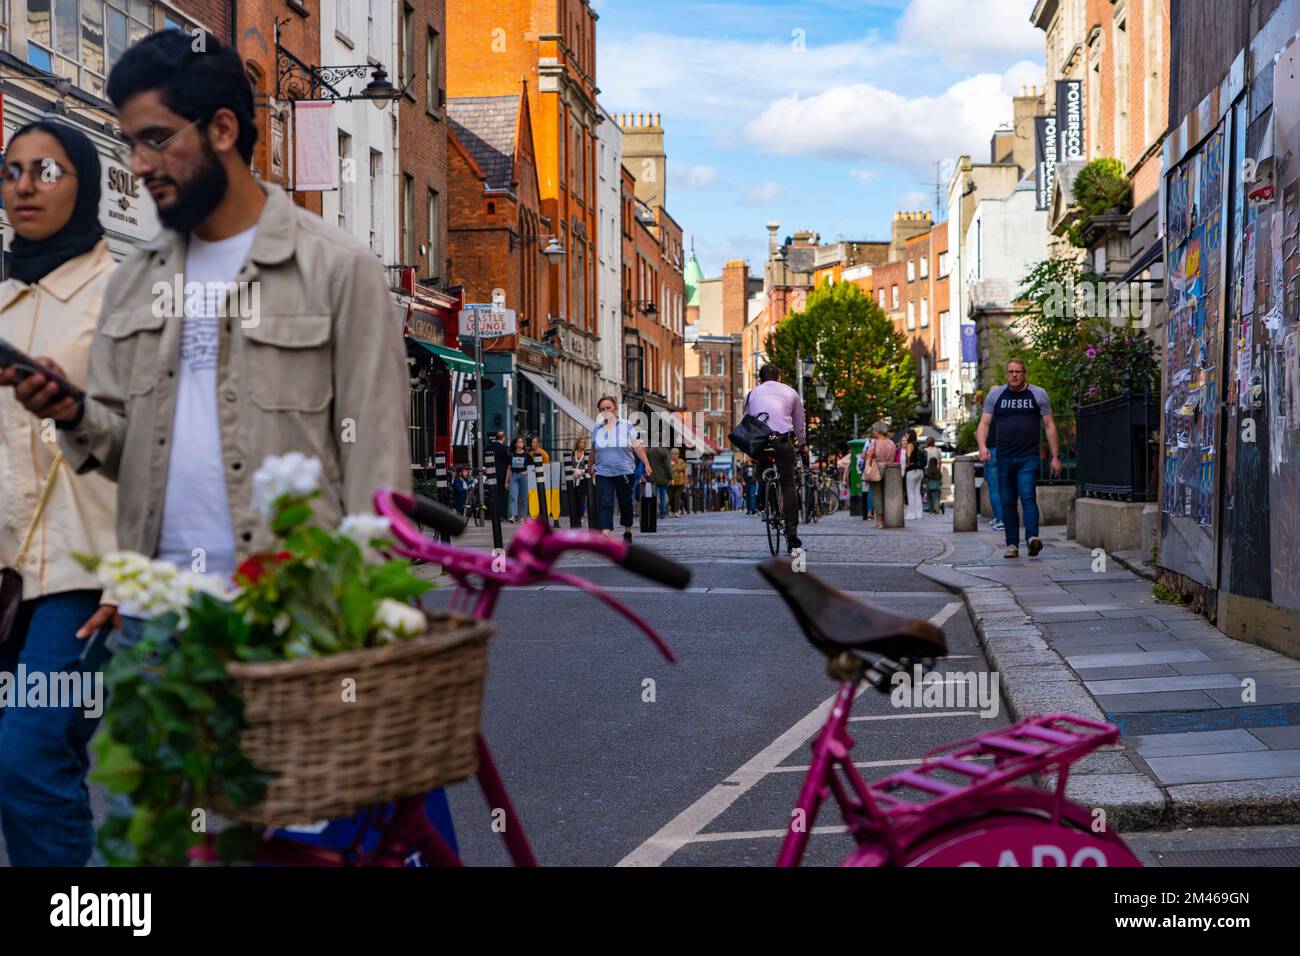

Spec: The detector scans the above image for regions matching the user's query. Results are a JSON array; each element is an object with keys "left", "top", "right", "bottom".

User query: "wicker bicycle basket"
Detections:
[{"left": 210, "top": 611, "right": 492, "bottom": 828}]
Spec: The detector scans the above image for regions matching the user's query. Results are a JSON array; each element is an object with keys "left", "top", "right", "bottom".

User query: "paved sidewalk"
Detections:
[{"left": 919, "top": 517, "right": 1300, "bottom": 830}]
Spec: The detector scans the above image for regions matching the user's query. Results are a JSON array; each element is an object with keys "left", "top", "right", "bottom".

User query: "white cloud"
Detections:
[
  {"left": 744, "top": 60, "right": 1045, "bottom": 173},
  {"left": 744, "top": 181, "right": 786, "bottom": 204},
  {"left": 849, "top": 169, "right": 880, "bottom": 186},
  {"left": 669, "top": 161, "right": 719, "bottom": 189},
  {"left": 897, "top": 190, "right": 931, "bottom": 210},
  {"left": 898, "top": 0, "right": 1043, "bottom": 71}
]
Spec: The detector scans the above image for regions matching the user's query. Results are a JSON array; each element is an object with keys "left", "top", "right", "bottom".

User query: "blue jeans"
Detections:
[
  {"left": 657, "top": 484, "right": 669, "bottom": 517},
  {"left": 997, "top": 453, "right": 1040, "bottom": 546},
  {"left": 0, "top": 589, "right": 104, "bottom": 866},
  {"left": 508, "top": 472, "right": 529, "bottom": 519},
  {"left": 596, "top": 473, "right": 635, "bottom": 530},
  {"left": 984, "top": 448, "right": 1003, "bottom": 525}
]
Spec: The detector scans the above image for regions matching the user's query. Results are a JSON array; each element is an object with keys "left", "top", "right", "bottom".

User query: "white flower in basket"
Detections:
[{"left": 251, "top": 451, "right": 323, "bottom": 518}]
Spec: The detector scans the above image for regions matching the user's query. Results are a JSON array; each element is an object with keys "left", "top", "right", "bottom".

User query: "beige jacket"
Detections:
[
  {"left": 0, "top": 240, "right": 117, "bottom": 598},
  {"left": 59, "top": 182, "right": 412, "bottom": 561}
]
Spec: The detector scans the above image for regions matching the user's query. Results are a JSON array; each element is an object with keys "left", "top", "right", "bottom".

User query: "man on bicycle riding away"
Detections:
[{"left": 745, "top": 364, "right": 806, "bottom": 554}]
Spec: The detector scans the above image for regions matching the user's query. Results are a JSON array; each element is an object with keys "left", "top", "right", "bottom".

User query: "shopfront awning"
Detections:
[
  {"left": 412, "top": 339, "right": 476, "bottom": 373},
  {"left": 518, "top": 369, "right": 595, "bottom": 432}
]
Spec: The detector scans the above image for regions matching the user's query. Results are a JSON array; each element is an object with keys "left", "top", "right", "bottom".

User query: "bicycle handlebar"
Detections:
[
  {"left": 390, "top": 491, "right": 468, "bottom": 537},
  {"left": 621, "top": 544, "right": 692, "bottom": 590}
]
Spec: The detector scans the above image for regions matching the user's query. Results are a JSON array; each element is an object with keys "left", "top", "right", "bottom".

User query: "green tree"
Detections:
[{"left": 764, "top": 281, "right": 917, "bottom": 450}]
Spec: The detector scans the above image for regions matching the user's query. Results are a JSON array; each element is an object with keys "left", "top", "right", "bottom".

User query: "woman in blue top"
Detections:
[{"left": 591, "top": 395, "right": 652, "bottom": 543}]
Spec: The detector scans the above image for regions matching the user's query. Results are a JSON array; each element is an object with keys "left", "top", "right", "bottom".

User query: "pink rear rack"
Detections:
[{"left": 867, "top": 713, "right": 1118, "bottom": 817}]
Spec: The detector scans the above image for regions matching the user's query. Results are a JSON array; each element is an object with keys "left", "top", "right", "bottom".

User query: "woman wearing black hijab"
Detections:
[{"left": 0, "top": 120, "right": 118, "bottom": 866}]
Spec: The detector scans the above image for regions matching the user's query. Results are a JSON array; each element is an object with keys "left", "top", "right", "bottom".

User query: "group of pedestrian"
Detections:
[
  {"left": 859, "top": 427, "right": 946, "bottom": 525},
  {"left": 0, "top": 32, "right": 414, "bottom": 865}
]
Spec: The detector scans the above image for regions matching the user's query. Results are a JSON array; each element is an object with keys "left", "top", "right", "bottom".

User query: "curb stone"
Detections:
[{"left": 917, "top": 559, "right": 1170, "bottom": 832}]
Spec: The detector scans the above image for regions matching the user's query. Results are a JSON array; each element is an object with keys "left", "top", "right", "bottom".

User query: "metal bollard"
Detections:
[
  {"left": 562, "top": 452, "right": 580, "bottom": 528},
  {"left": 484, "top": 451, "right": 504, "bottom": 550},
  {"left": 882, "top": 463, "right": 904, "bottom": 528},
  {"left": 952, "top": 456, "right": 977, "bottom": 532}
]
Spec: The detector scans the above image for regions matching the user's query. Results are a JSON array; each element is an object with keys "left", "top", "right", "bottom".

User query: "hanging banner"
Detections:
[
  {"left": 1056, "top": 79, "right": 1085, "bottom": 162},
  {"left": 960, "top": 322, "right": 978, "bottom": 363},
  {"left": 1035, "top": 114, "right": 1057, "bottom": 210},
  {"left": 292, "top": 100, "right": 335, "bottom": 192}
]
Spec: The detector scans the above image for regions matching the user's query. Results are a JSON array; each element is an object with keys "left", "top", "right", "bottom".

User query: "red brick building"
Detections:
[{"left": 446, "top": 0, "right": 602, "bottom": 423}]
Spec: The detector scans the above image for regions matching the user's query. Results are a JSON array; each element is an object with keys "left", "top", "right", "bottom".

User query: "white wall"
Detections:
[
  {"left": 319, "top": 0, "right": 397, "bottom": 263},
  {"left": 596, "top": 105, "right": 624, "bottom": 395},
  {"left": 966, "top": 186, "right": 1047, "bottom": 307}
]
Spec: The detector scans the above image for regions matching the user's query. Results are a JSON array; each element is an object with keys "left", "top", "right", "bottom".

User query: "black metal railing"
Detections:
[{"left": 1074, "top": 392, "right": 1160, "bottom": 501}]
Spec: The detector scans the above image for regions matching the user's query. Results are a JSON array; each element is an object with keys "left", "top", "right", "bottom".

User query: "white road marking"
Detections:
[
  {"left": 616, "top": 603, "right": 967, "bottom": 868},
  {"left": 849, "top": 710, "right": 981, "bottom": 722},
  {"left": 932, "top": 600, "right": 964, "bottom": 628},
  {"left": 768, "top": 758, "right": 924, "bottom": 773},
  {"left": 688, "top": 825, "right": 848, "bottom": 843}
]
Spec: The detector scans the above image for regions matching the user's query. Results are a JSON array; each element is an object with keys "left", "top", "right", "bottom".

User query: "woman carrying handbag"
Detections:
[
  {"left": 0, "top": 121, "right": 118, "bottom": 866},
  {"left": 861, "top": 421, "right": 896, "bottom": 530}
]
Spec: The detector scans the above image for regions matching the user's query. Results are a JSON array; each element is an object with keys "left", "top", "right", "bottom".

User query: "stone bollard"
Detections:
[
  {"left": 952, "top": 456, "right": 977, "bottom": 532},
  {"left": 882, "top": 463, "right": 904, "bottom": 528}
]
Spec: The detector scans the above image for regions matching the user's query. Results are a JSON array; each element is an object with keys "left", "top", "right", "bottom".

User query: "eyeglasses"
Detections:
[
  {"left": 116, "top": 117, "right": 204, "bottom": 162},
  {"left": 0, "top": 158, "right": 76, "bottom": 191}
]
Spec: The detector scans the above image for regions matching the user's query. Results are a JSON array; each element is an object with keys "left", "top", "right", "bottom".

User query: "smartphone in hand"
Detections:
[{"left": 0, "top": 337, "right": 85, "bottom": 402}]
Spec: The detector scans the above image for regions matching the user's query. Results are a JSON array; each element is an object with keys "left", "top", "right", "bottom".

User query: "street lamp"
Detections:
[
  {"left": 275, "top": 20, "right": 404, "bottom": 106},
  {"left": 511, "top": 233, "right": 567, "bottom": 265},
  {"left": 815, "top": 381, "right": 828, "bottom": 402}
]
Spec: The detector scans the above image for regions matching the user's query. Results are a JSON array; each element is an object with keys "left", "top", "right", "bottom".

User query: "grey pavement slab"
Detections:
[
  {"left": 1129, "top": 729, "right": 1269, "bottom": 758},
  {"left": 1065, "top": 648, "right": 1210, "bottom": 668},
  {"left": 1252, "top": 726, "right": 1300, "bottom": 749},
  {"left": 1205, "top": 685, "right": 1300, "bottom": 706},
  {"left": 1083, "top": 674, "right": 1243, "bottom": 696},
  {"left": 1068, "top": 664, "right": 1181, "bottom": 680},
  {"left": 1145, "top": 749, "right": 1300, "bottom": 785},
  {"left": 1029, "top": 603, "right": 1125, "bottom": 613},
  {"left": 1095, "top": 689, "right": 1222, "bottom": 712}
]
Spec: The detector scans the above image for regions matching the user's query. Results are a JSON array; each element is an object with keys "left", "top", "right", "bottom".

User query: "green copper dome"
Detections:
[{"left": 684, "top": 253, "right": 704, "bottom": 307}]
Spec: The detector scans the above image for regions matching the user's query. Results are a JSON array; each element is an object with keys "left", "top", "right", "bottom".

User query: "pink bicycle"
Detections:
[
  {"left": 221, "top": 490, "right": 688, "bottom": 867},
  {"left": 759, "top": 558, "right": 1142, "bottom": 867}
]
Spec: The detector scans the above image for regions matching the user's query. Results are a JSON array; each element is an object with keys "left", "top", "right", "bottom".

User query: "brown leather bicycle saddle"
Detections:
[{"left": 759, "top": 558, "right": 947, "bottom": 662}]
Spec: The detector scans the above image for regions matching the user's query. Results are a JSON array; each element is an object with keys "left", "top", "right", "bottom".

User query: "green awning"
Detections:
[{"left": 412, "top": 339, "right": 476, "bottom": 373}]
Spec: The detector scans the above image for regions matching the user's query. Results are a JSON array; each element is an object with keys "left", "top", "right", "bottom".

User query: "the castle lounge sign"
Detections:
[
  {"left": 1056, "top": 79, "right": 1084, "bottom": 162},
  {"left": 100, "top": 159, "right": 160, "bottom": 242}
]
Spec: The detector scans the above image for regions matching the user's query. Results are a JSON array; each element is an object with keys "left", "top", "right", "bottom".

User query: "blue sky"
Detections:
[{"left": 593, "top": 0, "right": 1046, "bottom": 276}]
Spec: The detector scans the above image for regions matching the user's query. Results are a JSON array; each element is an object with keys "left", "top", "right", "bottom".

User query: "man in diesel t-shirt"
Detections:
[{"left": 975, "top": 359, "right": 1061, "bottom": 558}]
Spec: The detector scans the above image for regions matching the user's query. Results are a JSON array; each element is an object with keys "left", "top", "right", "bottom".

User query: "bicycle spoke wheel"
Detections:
[{"left": 765, "top": 482, "right": 782, "bottom": 556}]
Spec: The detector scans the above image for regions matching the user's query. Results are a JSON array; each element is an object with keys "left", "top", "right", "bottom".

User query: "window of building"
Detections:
[
  {"left": 906, "top": 300, "right": 915, "bottom": 330},
  {"left": 919, "top": 255, "right": 928, "bottom": 279},
  {"left": 920, "top": 297, "right": 929, "bottom": 328},
  {"left": 368, "top": 0, "right": 378, "bottom": 59},
  {"left": 337, "top": 131, "right": 353, "bottom": 234},
  {"left": 400, "top": 4, "right": 415, "bottom": 89},
  {"left": 716, "top": 387, "right": 725, "bottom": 410},
  {"left": 938, "top": 251, "right": 949, "bottom": 276},
  {"left": 402, "top": 173, "right": 415, "bottom": 264},
  {"left": 1144, "top": 0, "right": 1163, "bottom": 147},
  {"left": 337, "top": 0, "right": 349, "bottom": 37},
  {"left": 426, "top": 27, "right": 440, "bottom": 110},
  {"left": 891, "top": 286, "right": 900, "bottom": 310},
  {"left": 938, "top": 310, "right": 950, "bottom": 359},
  {"left": 27, "top": 0, "right": 154, "bottom": 98},
  {"left": 427, "top": 188, "right": 440, "bottom": 278},
  {"left": 1113, "top": 8, "right": 1130, "bottom": 163},
  {"left": 906, "top": 260, "right": 915, "bottom": 282},
  {"left": 369, "top": 149, "right": 383, "bottom": 257},
  {"left": 1088, "top": 36, "right": 1102, "bottom": 159},
  {"left": 702, "top": 353, "right": 710, "bottom": 376},
  {"left": 717, "top": 355, "right": 725, "bottom": 377},
  {"left": 704, "top": 388, "right": 711, "bottom": 411},
  {"left": 878, "top": 289, "right": 886, "bottom": 308}
]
